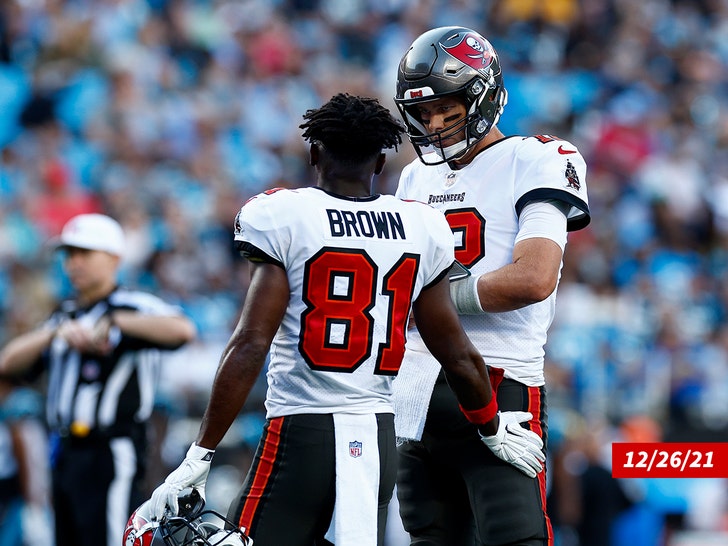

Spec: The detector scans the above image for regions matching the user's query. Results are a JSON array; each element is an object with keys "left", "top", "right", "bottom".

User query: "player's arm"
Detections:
[
  {"left": 476, "top": 236, "right": 563, "bottom": 312},
  {"left": 150, "top": 260, "right": 289, "bottom": 519},
  {"left": 195, "top": 261, "right": 288, "bottom": 449},
  {"left": 414, "top": 274, "right": 545, "bottom": 477},
  {"left": 413, "top": 274, "right": 496, "bottom": 431},
  {"left": 451, "top": 200, "right": 567, "bottom": 313}
]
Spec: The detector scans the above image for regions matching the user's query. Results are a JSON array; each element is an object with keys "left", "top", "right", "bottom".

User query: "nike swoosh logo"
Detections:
[{"left": 558, "top": 145, "right": 576, "bottom": 155}]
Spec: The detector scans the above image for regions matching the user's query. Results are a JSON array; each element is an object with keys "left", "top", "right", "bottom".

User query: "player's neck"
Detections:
[{"left": 318, "top": 178, "right": 373, "bottom": 199}]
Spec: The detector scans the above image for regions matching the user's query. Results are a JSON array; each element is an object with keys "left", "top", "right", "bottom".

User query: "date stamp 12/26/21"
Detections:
[{"left": 612, "top": 443, "right": 728, "bottom": 478}]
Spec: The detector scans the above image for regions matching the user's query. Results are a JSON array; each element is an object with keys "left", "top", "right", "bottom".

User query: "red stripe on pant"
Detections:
[
  {"left": 527, "top": 385, "right": 553, "bottom": 546},
  {"left": 237, "top": 416, "right": 285, "bottom": 532}
]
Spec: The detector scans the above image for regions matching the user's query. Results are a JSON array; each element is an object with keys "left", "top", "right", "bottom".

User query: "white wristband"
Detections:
[{"left": 449, "top": 275, "right": 484, "bottom": 314}]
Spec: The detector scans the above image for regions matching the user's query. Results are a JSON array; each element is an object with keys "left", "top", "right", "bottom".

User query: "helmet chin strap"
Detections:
[{"left": 433, "top": 139, "right": 468, "bottom": 161}]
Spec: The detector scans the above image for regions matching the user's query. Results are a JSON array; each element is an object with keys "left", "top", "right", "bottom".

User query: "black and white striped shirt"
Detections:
[{"left": 40, "top": 287, "right": 185, "bottom": 438}]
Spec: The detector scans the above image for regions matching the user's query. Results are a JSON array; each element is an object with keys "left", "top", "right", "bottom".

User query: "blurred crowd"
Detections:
[{"left": 1, "top": 0, "right": 728, "bottom": 545}]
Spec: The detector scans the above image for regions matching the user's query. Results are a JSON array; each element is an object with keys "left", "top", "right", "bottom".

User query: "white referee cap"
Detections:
[{"left": 55, "top": 213, "right": 125, "bottom": 257}]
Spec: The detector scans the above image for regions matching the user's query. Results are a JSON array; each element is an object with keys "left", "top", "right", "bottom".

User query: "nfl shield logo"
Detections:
[{"left": 349, "top": 441, "right": 362, "bottom": 458}]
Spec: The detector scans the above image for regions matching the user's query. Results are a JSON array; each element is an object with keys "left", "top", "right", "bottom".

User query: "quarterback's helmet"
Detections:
[
  {"left": 394, "top": 26, "right": 507, "bottom": 165},
  {"left": 123, "top": 489, "right": 253, "bottom": 546}
]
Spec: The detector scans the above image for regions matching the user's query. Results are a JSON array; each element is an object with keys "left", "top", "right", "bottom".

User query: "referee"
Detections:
[{"left": 0, "top": 213, "right": 197, "bottom": 546}]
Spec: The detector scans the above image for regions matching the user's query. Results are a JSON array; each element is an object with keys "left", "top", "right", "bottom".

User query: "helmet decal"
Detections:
[
  {"left": 404, "top": 87, "right": 435, "bottom": 100},
  {"left": 441, "top": 33, "right": 494, "bottom": 71}
]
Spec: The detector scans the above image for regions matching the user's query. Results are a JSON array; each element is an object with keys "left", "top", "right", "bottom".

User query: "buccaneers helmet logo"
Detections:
[{"left": 441, "top": 33, "right": 494, "bottom": 71}]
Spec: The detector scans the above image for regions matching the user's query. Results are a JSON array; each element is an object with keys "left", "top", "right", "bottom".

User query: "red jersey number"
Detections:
[
  {"left": 300, "top": 248, "right": 419, "bottom": 375},
  {"left": 444, "top": 208, "right": 486, "bottom": 268}
]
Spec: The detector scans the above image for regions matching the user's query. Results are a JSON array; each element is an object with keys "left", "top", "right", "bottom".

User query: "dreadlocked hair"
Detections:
[{"left": 300, "top": 93, "right": 404, "bottom": 162}]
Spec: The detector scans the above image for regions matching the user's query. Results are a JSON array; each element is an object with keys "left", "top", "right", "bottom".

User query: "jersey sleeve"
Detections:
[
  {"left": 513, "top": 136, "right": 590, "bottom": 232},
  {"left": 514, "top": 200, "right": 568, "bottom": 250},
  {"left": 233, "top": 190, "right": 291, "bottom": 267}
]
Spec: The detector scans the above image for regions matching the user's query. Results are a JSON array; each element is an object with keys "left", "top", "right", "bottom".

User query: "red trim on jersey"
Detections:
[
  {"left": 237, "top": 416, "right": 285, "bottom": 531},
  {"left": 527, "top": 386, "right": 554, "bottom": 545}
]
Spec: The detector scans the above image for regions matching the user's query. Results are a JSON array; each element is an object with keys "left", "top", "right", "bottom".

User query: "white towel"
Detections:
[
  {"left": 324, "top": 413, "right": 380, "bottom": 546},
  {"left": 392, "top": 348, "right": 441, "bottom": 442}
]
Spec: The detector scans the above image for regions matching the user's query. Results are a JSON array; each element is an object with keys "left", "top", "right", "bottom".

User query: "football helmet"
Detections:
[
  {"left": 123, "top": 489, "right": 253, "bottom": 546},
  {"left": 394, "top": 26, "right": 508, "bottom": 165}
]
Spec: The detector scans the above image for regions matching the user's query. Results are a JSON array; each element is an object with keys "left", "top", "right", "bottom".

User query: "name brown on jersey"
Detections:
[{"left": 327, "top": 209, "right": 406, "bottom": 239}]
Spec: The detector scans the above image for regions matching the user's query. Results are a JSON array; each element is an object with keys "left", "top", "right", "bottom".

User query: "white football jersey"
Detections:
[
  {"left": 396, "top": 135, "right": 590, "bottom": 386},
  {"left": 234, "top": 186, "right": 455, "bottom": 417}
]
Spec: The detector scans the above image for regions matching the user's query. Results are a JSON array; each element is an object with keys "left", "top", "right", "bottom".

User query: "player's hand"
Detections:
[
  {"left": 149, "top": 443, "right": 214, "bottom": 520},
  {"left": 479, "top": 411, "right": 545, "bottom": 478}
]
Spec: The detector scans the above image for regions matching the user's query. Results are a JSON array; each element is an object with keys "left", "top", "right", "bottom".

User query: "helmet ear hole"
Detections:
[{"left": 466, "top": 79, "right": 486, "bottom": 100}]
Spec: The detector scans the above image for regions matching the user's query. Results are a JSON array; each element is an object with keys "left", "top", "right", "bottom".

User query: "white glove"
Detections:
[
  {"left": 479, "top": 411, "right": 545, "bottom": 478},
  {"left": 149, "top": 443, "right": 214, "bottom": 520}
]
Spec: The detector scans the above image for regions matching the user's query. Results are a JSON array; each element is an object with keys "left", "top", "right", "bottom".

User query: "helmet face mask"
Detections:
[
  {"left": 395, "top": 27, "right": 508, "bottom": 165},
  {"left": 159, "top": 515, "right": 250, "bottom": 546},
  {"left": 124, "top": 489, "right": 253, "bottom": 546}
]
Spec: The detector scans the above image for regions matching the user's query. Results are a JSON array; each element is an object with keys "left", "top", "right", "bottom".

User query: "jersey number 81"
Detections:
[{"left": 299, "top": 248, "right": 420, "bottom": 376}]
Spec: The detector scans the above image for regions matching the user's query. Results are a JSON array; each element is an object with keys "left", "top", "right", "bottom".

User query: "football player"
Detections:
[
  {"left": 392, "top": 27, "right": 591, "bottom": 546},
  {"left": 148, "top": 93, "right": 545, "bottom": 546}
]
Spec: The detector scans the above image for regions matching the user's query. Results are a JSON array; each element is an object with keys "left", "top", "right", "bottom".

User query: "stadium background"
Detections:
[{"left": 0, "top": 0, "right": 727, "bottom": 545}]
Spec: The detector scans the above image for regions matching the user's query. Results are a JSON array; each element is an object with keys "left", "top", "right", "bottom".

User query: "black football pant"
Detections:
[
  {"left": 397, "top": 374, "right": 551, "bottom": 546},
  {"left": 227, "top": 412, "right": 397, "bottom": 546}
]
